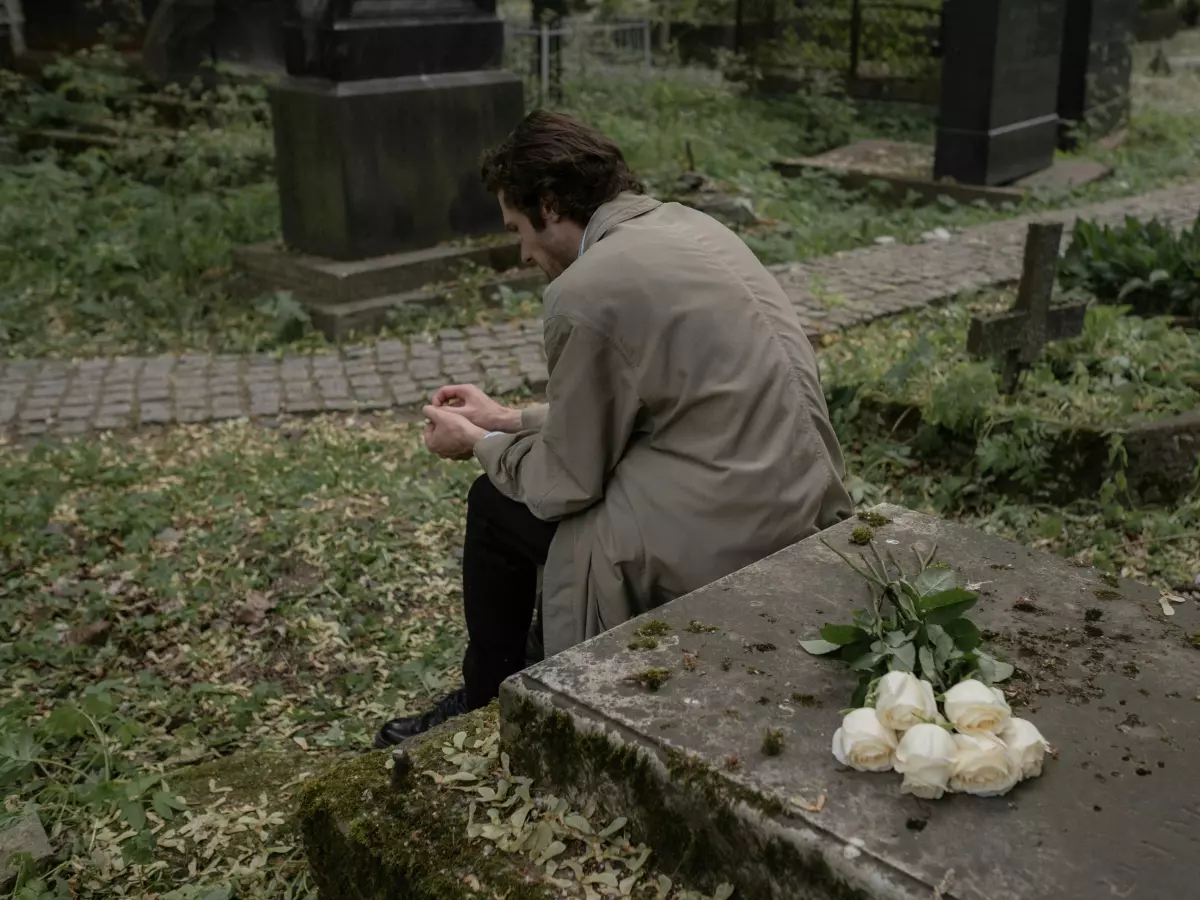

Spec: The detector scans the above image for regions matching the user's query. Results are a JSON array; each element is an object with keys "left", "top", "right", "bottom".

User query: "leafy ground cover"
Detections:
[{"left": 2, "top": 36, "right": 1200, "bottom": 358}]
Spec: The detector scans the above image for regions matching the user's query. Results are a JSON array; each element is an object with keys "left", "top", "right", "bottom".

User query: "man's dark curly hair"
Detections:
[{"left": 480, "top": 110, "right": 644, "bottom": 230}]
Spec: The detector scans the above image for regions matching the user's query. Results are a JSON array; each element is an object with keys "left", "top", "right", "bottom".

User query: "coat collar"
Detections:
[{"left": 579, "top": 192, "right": 661, "bottom": 256}]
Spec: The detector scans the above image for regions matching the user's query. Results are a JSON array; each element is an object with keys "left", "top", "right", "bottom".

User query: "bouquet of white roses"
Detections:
[{"left": 804, "top": 536, "right": 1050, "bottom": 799}]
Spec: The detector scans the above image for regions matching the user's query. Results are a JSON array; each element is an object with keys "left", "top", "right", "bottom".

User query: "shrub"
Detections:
[{"left": 1059, "top": 215, "right": 1200, "bottom": 319}]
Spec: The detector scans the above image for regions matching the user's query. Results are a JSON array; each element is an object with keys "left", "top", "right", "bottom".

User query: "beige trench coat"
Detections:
[{"left": 475, "top": 193, "right": 853, "bottom": 658}]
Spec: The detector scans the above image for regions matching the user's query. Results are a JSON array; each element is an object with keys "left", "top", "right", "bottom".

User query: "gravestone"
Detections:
[
  {"left": 1056, "top": 0, "right": 1137, "bottom": 148},
  {"left": 269, "top": 0, "right": 524, "bottom": 260},
  {"left": 934, "top": 0, "right": 1068, "bottom": 186},
  {"left": 142, "top": 0, "right": 288, "bottom": 85},
  {"left": 499, "top": 505, "right": 1200, "bottom": 900},
  {"left": 966, "top": 222, "right": 1087, "bottom": 392}
]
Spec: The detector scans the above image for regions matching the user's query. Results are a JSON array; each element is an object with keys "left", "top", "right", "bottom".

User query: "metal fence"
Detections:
[{"left": 504, "top": 18, "right": 655, "bottom": 107}]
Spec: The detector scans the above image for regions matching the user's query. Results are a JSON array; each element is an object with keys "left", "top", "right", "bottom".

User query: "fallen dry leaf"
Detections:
[
  {"left": 234, "top": 591, "right": 277, "bottom": 626},
  {"left": 65, "top": 620, "right": 112, "bottom": 647}
]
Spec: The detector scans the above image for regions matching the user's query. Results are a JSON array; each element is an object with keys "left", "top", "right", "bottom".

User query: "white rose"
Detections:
[
  {"left": 943, "top": 679, "right": 1011, "bottom": 736},
  {"left": 874, "top": 671, "right": 938, "bottom": 731},
  {"left": 832, "top": 708, "right": 898, "bottom": 772},
  {"left": 1000, "top": 717, "right": 1050, "bottom": 780},
  {"left": 894, "top": 724, "right": 959, "bottom": 800},
  {"left": 949, "top": 733, "right": 1018, "bottom": 797}
]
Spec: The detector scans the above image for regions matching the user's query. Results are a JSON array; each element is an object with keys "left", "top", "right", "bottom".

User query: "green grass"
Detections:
[
  {"left": 820, "top": 298, "right": 1200, "bottom": 428},
  {"left": 1, "top": 417, "right": 475, "bottom": 898},
  {"left": 2, "top": 42, "right": 1200, "bottom": 359}
]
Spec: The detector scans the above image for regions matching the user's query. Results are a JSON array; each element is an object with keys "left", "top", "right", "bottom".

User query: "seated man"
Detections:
[{"left": 374, "top": 111, "right": 852, "bottom": 747}]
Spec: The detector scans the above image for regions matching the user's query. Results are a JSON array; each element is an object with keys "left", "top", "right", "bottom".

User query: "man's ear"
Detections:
[{"left": 540, "top": 195, "right": 560, "bottom": 224}]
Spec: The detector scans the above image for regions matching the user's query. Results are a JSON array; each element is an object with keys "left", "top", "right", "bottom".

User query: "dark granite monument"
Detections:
[
  {"left": 934, "top": 0, "right": 1068, "bottom": 186},
  {"left": 1056, "top": 0, "right": 1137, "bottom": 148},
  {"left": 269, "top": 0, "right": 524, "bottom": 260}
]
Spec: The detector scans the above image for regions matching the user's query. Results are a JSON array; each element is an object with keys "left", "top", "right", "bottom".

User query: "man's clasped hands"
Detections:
[{"left": 422, "top": 384, "right": 524, "bottom": 460}]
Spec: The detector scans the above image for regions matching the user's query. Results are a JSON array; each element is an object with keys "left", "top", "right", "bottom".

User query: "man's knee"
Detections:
[{"left": 467, "top": 474, "right": 503, "bottom": 517}]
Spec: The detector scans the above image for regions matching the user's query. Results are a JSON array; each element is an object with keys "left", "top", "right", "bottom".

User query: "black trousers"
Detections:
[{"left": 462, "top": 475, "right": 558, "bottom": 709}]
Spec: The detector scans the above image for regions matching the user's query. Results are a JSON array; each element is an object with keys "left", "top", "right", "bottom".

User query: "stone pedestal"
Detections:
[
  {"left": 934, "top": 0, "right": 1068, "bottom": 186},
  {"left": 271, "top": 70, "right": 523, "bottom": 259},
  {"left": 246, "top": 0, "right": 527, "bottom": 335},
  {"left": 1056, "top": 0, "right": 1136, "bottom": 148}
]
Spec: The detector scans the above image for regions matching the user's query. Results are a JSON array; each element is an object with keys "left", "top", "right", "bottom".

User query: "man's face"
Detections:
[{"left": 498, "top": 191, "right": 583, "bottom": 281}]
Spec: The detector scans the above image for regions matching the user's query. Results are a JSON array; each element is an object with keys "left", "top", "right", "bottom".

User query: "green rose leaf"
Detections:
[
  {"left": 839, "top": 640, "right": 875, "bottom": 664},
  {"left": 820, "top": 624, "right": 870, "bottom": 645},
  {"left": 913, "top": 568, "right": 956, "bottom": 597},
  {"left": 942, "top": 617, "right": 982, "bottom": 652},
  {"left": 976, "top": 650, "right": 1015, "bottom": 683},
  {"left": 850, "top": 678, "right": 871, "bottom": 709},
  {"left": 799, "top": 639, "right": 842, "bottom": 656},
  {"left": 850, "top": 651, "right": 886, "bottom": 671},
  {"left": 918, "top": 645, "right": 938, "bottom": 683},
  {"left": 890, "top": 641, "right": 916, "bottom": 672},
  {"left": 920, "top": 588, "right": 978, "bottom": 625}
]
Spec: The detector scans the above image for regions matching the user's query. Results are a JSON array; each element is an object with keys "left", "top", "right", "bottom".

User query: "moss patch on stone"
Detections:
[
  {"left": 629, "top": 668, "right": 672, "bottom": 691},
  {"left": 760, "top": 729, "right": 786, "bottom": 757},
  {"left": 501, "top": 694, "right": 869, "bottom": 900},
  {"left": 634, "top": 620, "right": 672, "bottom": 638},
  {"left": 295, "top": 706, "right": 556, "bottom": 900},
  {"left": 628, "top": 636, "right": 660, "bottom": 651},
  {"left": 849, "top": 526, "right": 874, "bottom": 545},
  {"left": 856, "top": 511, "right": 892, "bottom": 528}
]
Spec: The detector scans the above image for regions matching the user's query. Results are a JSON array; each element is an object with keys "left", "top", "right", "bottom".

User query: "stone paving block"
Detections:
[
  {"left": 285, "top": 397, "right": 323, "bottom": 413},
  {"left": 139, "top": 403, "right": 173, "bottom": 425},
  {"left": 53, "top": 419, "right": 91, "bottom": 436},
  {"left": 0, "top": 808, "right": 53, "bottom": 890},
  {"left": 57, "top": 405, "right": 96, "bottom": 421},
  {"left": 176, "top": 408, "right": 210, "bottom": 424},
  {"left": 501, "top": 504, "right": 1200, "bottom": 900},
  {"left": 392, "top": 389, "right": 425, "bottom": 406},
  {"left": 376, "top": 340, "right": 408, "bottom": 361},
  {"left": 250, "top": 397, "right": 281, "bottom": 416},
  {"left": 322, "top": 396, "right": 357, "bottom": 412},
  {"left": 409, "top": 360, "right": 442, "bottom": 380},
  {"left": 91, "top": 415, "right": 130, "bottom": 431}
]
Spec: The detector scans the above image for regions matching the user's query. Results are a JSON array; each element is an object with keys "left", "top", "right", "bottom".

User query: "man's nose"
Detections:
[{"left": 520, "top": 245, "right": 535, "bottom": 267}]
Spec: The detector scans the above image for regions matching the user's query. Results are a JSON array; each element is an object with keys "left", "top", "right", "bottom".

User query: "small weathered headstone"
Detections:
[
  {"left": 935, "top": 0, "right": 1069, "bottom": 185},
  {"left": 0, "top": 810, "right": 53, "bottom": 891},
  {"left": 967, "top": 221, "right": 1087, "bottom": 392},
  {"left": 1149, "top": 43, "right": 1173, "bottom": 75}
]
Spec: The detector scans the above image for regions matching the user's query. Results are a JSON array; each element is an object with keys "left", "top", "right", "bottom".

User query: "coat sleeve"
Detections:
[
  {"left": 521, "top": 404, "right": 549, "bottom": 431},
  {"left": 475, "top": 315, "right": 640, "bottom": 522}
]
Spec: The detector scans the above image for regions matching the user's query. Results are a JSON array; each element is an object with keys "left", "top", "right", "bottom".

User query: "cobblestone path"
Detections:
[{"left": 4, "top": 181, "right": 1200, "bottom": 439}]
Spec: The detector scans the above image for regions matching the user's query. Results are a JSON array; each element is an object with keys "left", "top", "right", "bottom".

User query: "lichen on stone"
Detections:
[{"left": 685, "top": 620, "right": 719, "bottom": 634}]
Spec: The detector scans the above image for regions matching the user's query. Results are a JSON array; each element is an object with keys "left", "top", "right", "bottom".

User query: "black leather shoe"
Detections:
[{"left": 373, "top": 688, "right": 471, "bottom": 749}]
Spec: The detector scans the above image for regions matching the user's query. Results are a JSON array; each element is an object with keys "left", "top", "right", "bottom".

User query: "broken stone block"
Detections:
[
  {"left": 1, "top": 809, "right": 53, "bottom": 891},
  {"left": 499, "top": 504, "right": 1200, "bottom": 900}
]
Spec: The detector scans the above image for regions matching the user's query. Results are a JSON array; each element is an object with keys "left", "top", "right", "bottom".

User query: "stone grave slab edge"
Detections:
[{"left": 499, "top": 505, "right": 1200, "bottom": 900}]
